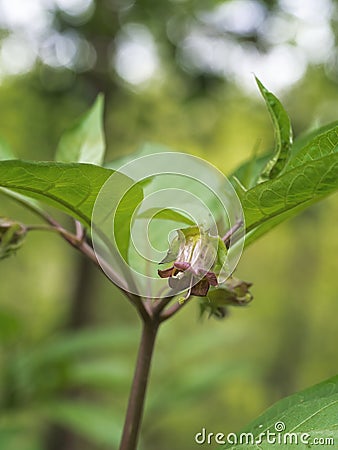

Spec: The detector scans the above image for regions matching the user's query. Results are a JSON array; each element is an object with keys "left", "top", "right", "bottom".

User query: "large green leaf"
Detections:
[
  {"left": 55, "top": 94, "right": 105, "bottom": 165},
  {"left": 230, "top": 121, "right": 338, "bottom": 191},
  {"left": 0, "top": 160, "right": 144, "bottom": 276},
  {"left": 243, "top": 202, "right": 309, "bottom": 247},
  {"left": 240, "top": 124, "right": 338, "bottom": 240},
  {"left": 221, "top": 374, "right": 338, "bottom": 449},
  {"left": 243, "top": 153, "right": 337, "bottom": 233},
  {"left": 228, "top": 123, "right": 338, "bottom": 246},
  {"left": 290, "top": 120, "right": 338, "bottom": 159},
  {"left": 0, "top": 160, "right": 114, "bottom": 226},
  {"left": 256, "top": 78, "right": 292, "bottom": 182},
  {"left": 0, "top": 140, "right": 47, "bottom": 216},
  {"left": 287, "top": 124, "right": 338, "bottom": 170}
]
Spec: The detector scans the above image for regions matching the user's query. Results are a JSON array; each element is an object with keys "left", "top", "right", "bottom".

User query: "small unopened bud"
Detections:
[
  {"left": 0, "top": 218, "right": 26, "bottom": 260},
  {"left": 200, "top": 277, "right": 253, "bottom": 319}
]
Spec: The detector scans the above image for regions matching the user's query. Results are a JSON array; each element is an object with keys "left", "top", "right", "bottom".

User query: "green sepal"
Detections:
[{"left": 213, "top": 237, "right": 228, "bottom": 274}]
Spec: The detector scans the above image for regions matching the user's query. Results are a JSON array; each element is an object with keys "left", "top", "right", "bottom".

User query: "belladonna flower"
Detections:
[
  {"left": 158, "top": 226, "right": 228, "bottom": 298},
  {"left": 158, "top": 225, "right": 253, "bottom": 315}
]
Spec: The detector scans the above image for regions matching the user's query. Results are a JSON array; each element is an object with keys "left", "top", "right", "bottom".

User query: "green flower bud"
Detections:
[
  {"left": 0, "top": 218, "right": 26, "bottom": 260},
  {"left": 199, "top": 277, "right": 253, "bottom": 319}
]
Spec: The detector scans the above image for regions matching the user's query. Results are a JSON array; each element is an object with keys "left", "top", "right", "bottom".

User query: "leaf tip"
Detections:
[{"left": 254, "top": 76, "right": 268, "bottom": 95}]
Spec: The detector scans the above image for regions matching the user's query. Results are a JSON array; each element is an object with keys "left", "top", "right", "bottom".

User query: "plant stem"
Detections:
[
  {"left": 160, "top": 296, "right": 192, "bottom": 322},
  {"left": 119, "top": 319, "right": 159, "bottom": 450},
  {"left": 222, "top": 219, "right": 243, "bottom": 248}
]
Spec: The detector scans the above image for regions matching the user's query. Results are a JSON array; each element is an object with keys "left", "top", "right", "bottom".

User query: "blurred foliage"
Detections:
[{"left": 0, "top": 0, "right": 337, "bottom": 449}]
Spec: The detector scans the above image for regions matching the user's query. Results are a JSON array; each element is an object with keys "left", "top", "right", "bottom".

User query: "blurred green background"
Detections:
[{"left": 0, "top": 0, "right": 337, "bottom": 449}]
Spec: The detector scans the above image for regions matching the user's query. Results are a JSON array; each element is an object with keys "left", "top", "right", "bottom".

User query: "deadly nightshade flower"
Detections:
[
  {"left": 0, "top": 218, "right": 26, "bottom": 260},
  {"left": 158, "top": 226, "right": 228, "bottom": 298}
]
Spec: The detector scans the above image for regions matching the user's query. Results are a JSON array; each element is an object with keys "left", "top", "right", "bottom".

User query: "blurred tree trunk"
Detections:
[{"left": 45, "top": 256, "right": 96, "bottom": 450}]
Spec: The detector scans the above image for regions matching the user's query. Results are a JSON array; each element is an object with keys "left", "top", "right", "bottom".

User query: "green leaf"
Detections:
[
  {"left": 0, "top": 160, "right": 143, "bottom": 269},
  {"left": 137, "top": 207, "right": 195, "bottom": 226},
  {"left": 0, "top": 159, "right": 143, "bottom": 270},
  {"left": 91, "top": 176, "right": 144, "bottom": 271},
  {"left": 114, "top": 183, "right": 144, "bottom": 263},
  {"left": 229, "top": 124, "right": 338, "bottom": 246},
  {"left": 243, "top": 203, "right": 306, "bottom": 247},
  {"left": 230, "top": 122, "right": 338, "bottom": 191},
  {"left": 243, "top": 153, "right": 338, "bottom": 233},
  {"left": 107, "top": 144, "right": 189, "bottom": 262},
  {"left": 0, "top": 139, "right": 48, "bottom": 217},
  {"left": 256, "top": 78, "right": 293, "bottom": 182},
  {"left": 230, "top": 153, "right": 270, "bottom": 190},
  {"left": 287, "top": 124, "right": 338, "bottom": 170},
  {"left": 106, "top": 145, "right": 171, "bottom": 266},
  {"left": 221, "top": 374, "right": 338, "bottom": 449},
  {"left": 241, "top": 124, "right": 338, "bottom": 241},
  {"left": 56, "top": 94, "right": 105, "bottom": 165},
  {"left": 0, "top": 160, "right": 114, "bottom": 225},
  {"left": 290, "top": 120, "right": 338, "bottom": 158}
]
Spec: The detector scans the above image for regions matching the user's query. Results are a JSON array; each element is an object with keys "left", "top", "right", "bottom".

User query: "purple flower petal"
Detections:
[
  {"left": 205, "top": 271, "right": 218, "bottom": 286},
  {"left": 158, "top": 266, "right": 175, "bottom": 278},
  {"left": 191, "top": 279, "right": 210, "bottom": 296},
  {"left": 174, "top": 261, "right": 191, "bottom": 271}
]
